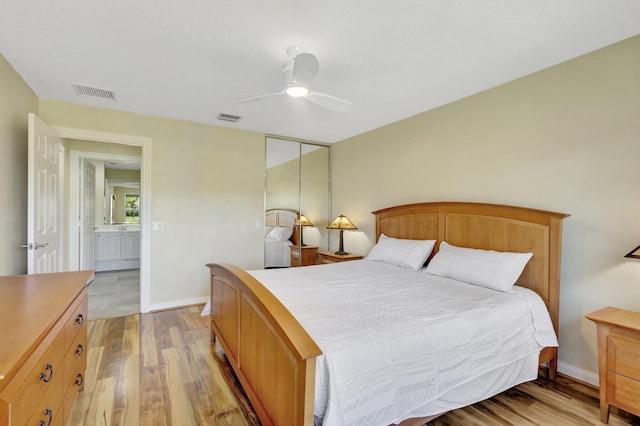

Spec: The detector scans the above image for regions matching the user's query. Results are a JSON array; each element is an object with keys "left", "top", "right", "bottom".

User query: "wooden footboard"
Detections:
[{"left": 206, "top": 263, "right": 322, "bottom": 426}]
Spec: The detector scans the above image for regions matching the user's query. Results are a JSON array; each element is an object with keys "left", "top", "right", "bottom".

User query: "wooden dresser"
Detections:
[
  {"left": 0, "top": 270, "right": 92, "bottom": 426},
  {"left": 586, "top": 306, "right": 640, "bottom": 423}
]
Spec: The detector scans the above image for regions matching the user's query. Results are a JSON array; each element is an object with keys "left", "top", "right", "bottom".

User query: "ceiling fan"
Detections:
[{"left": 233, "top": 46, "right": 353, "bottom": 112}]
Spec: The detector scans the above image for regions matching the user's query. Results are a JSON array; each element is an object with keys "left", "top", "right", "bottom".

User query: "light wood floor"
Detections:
[{"left": 68, "top": 306, "right": 640, "bottom": 426}]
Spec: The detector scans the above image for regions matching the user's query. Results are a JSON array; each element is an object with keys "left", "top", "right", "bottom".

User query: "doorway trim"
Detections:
[{"left": 54, "top": 126, "right": 152, "bottom": 313}]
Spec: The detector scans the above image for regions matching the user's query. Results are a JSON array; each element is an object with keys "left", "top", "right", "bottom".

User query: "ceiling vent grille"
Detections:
[
  {"left": 217, "top": 113, "right": 242, "bottom": 123},
  {"left": 72, "top": 83, "right": 117, "bottom": 101}
]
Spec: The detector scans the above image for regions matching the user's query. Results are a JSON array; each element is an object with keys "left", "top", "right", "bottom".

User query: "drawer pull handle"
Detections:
[
  {"left": 75, "top": 313, "right": 85, "bottom": 325},
  {"left": 38, "top": 408, "right": 53, "bottom": 426},
  {"left": 75, "top": 373, "right": 84, "bottom": 387},
  {"left": 75, "top": 344, "right": 84, "bottom": 356},
  {"left": 39, "top": 364, "right": 53, "bottom": 382}
]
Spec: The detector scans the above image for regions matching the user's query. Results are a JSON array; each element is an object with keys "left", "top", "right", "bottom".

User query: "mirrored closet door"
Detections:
[{"left": 265, "top": 137, "right": 330, "bottom": 268}]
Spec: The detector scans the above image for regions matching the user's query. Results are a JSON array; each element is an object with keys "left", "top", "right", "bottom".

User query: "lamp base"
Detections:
[{"left": 333, "top": 250, "right": 349, "bottom": 256}]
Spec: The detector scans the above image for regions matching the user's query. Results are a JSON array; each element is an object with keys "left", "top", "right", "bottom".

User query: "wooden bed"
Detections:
[{"left": 206, "top": 202, "right": 569, "bottom": 426}]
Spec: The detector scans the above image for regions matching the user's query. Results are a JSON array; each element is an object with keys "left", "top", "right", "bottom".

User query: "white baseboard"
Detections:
[
  {"left": 558, "top": 361, "right": 599, "bottom": 387},
  {"left": 147, "top": 296, "right": 209, "bottom": 313}
]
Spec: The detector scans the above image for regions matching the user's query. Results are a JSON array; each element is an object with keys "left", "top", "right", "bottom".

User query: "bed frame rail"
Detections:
[{"left": 206, "top": 263, "right": 321, "bottom": 426}]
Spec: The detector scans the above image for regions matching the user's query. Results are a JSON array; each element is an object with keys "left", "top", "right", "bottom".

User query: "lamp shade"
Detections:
[
  {"left": 327, "top": 215, "right": 357, "bottom": 230},
  {"left": 625, "top": 244, "right": 640, "bottom": 259},
  {"left": 294, "top": 215, "right": 313, "bottom": 227}
]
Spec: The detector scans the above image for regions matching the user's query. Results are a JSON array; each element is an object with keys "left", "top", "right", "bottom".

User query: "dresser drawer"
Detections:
[
  {"left": 606, "top": 372, "right": 640, "bottom": 416},
  {"left": 64, "top": 292, "right": 88, "bottom": 349},
  {"left": 607, "top": 332, "right": 640, "bottom": 380},
  {"left": 65, "top": 329, "right": 87, "bottom": 392},
  {"left": 62, "top": 328, "right": 87, "bottom": 423},
  {"left": 5, "top": 327, "right": 66, "bottom": 425},
  {"left": 26, "top": 378, "right": 65, "bottom": 426}
]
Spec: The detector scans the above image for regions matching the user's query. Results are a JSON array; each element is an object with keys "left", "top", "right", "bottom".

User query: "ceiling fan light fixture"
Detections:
[
  {"left": 285, "top": 85, "right": 308, "bottom": 97},
  {"left": 233, "top": 47, "right": 351, "bottom": 111}
]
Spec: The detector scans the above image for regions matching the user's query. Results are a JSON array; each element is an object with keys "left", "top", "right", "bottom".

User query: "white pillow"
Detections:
[
  {"left": 265, "top": 226, "right": 275, "bottom": 237},
  {"left": 365, "top": 234, "right": 436, "bottom": 271},
  {"left": 266, "top": 226, "right": 293, "bottom": 241},
  {"left": 425, "top": 241, "right": 533, "bottom": 292}
]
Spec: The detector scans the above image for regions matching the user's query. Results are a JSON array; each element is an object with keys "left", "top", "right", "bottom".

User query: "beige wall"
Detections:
[
  {"left": 0, "top": 54, "right": 38, "bottom": 275},
  {"left": 39, "top": 99, "right": 266, "bottom": 307},
  {"left": 331, "top": 35, "right": 640, "bottom": 382}
]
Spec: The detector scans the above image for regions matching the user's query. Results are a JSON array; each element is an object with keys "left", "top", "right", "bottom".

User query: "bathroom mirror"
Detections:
[{"left": 103, "top": 164, "right": 141, "bottom": 224}]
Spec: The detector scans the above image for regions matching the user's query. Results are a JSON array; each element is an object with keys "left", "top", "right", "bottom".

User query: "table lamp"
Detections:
[{"left": 327, "top": 215, "right": 357, "bottom": 255}]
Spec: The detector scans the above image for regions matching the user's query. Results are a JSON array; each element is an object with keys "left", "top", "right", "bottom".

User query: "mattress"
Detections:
[{"left": 248, "top": 259, "right": 557, "bottom": 426}]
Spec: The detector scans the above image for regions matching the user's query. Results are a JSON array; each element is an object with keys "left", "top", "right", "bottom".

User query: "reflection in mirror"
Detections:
[
  {"left": 264, "top": 137, "right": 330, "bottom": 268},
  {"left": 265, "top": 138, "right": 300, "bottom": 267},
  {"left": 300, "top": 143, "right": 329, "bottom": 251},
  {"left": 104, "top": 164, "right": 141, "bottom": 224}
]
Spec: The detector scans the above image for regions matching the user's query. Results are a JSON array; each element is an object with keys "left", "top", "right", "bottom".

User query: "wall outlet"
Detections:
[
  {"left": 153, "top": 221, "right": 164, "bottom": 231},
  {"left": 255, "top": 220, "right": 261, "bottom": 230}
]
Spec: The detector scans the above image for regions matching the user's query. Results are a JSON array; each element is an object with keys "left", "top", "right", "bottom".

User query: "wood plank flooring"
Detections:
[{"left": 68, "top": 305, "right": 640, "bottom": 425}]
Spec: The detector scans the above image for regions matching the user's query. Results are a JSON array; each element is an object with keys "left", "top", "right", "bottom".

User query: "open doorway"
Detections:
[
  {"left": 54, "top": 126, "right": 152, "bottom": 315},
  {"left": 70, "top": 148, "right": 141, "bottom": 319}
]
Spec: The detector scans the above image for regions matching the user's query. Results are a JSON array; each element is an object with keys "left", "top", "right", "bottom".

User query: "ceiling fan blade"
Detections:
[
  {"left": 292, "top": 53, "right": 319, "bottom": 85},
  {"left": 232, "top": 91, "right": 284, "bottom": 104},
  {"left": 305, "top": 90, "right": 353, "bottom": 112}
]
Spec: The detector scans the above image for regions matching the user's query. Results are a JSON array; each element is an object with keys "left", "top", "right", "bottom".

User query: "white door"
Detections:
[
  {"left": 27, "top": 113, "right": 63, "bottom": 273},
  {"left": 80, "top": 160, "right": 96, "bottom": 270}
]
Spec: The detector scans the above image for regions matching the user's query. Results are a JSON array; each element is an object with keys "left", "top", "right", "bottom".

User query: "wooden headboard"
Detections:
[
  {"left": 265, "top": 208, "right": 300, "bottom": 245},
  {"left": 373, "top": 201, "right": 569, "bottom": 374}
]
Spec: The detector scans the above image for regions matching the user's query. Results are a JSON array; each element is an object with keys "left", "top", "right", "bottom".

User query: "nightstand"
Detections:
[
  {"left": 290, "top": 245, "right": 318, "bottom": 267},
  {"left": 317, "top": 250, "right": 363, "bottom": 264},
  {"left": 586, "top": 307, "right": 640, "bottom": 423}
]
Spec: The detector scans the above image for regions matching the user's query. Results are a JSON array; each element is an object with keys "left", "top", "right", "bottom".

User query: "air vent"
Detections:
[
  {"left": 217, "top": 113, "right": 242, "bottom": 123},
  {"left": 72, "top": 83, "right": 117, "bottom": 101}
]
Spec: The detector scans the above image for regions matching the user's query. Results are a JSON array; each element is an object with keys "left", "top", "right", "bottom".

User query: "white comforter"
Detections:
[{"left": 249, "top": 260, "right": 557, "bottom": 426}]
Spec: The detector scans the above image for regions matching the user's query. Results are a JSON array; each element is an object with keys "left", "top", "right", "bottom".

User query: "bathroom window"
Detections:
[{"left": 125, "top": 194, "right": 140, "bottom": 223}]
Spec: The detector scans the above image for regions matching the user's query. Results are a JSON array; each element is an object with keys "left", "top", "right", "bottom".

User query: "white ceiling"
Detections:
[{"left": 2, "top": 1, "right": 639, "bottom": 143}]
